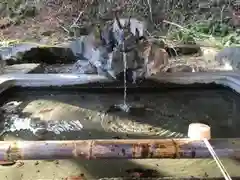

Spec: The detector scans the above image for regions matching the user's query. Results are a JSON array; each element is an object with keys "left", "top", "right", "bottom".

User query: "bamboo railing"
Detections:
[{"left": 0, "top": 138, "right": 240, "bottom": 161}]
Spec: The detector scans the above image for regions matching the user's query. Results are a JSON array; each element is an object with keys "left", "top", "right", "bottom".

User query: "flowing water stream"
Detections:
[
  {"left": 113, "top": 40, "right": 131, "bottom": 112},
  {"left": 121, "top": 43, "right": 129, "bottom": 111}
]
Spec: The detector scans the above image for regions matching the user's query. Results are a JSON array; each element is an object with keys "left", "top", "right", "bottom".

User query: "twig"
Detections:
[
  {"left": 146, "top": 0, "right": 153, "bottom": 22},
  {"left": 59, "top": 25, "right": 70, "bottom": 34},
  {"left": 56, "top": 17, "right": 70, "bottom": 34},
  {"left": 168, "top": 43, "right": 218, "bottom": 48},
  {"left": 163, "top": 20, "right": 187, "bottom": 30},
  {"left": 220, "top": 5, "right": 226, "bottom": 25},
  {"left": 70, "top": 11, "right": 84, "bottom": 28}
]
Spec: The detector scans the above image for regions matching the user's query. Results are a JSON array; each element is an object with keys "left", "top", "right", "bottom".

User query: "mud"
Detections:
[{"left": 0, "top": 84, "right": 240, "bottom": 179}]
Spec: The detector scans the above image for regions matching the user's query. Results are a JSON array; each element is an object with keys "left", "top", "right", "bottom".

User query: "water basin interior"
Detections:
[{"left": 0, "top": 81, "right": 240, "bottom": 179}]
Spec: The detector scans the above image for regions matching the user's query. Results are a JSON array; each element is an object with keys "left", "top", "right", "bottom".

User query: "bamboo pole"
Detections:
[
  {"left": 98, "top": 178, "right": 240, "bottom": 180},
  {"left": 0, "top": 138, "right": 240, "bottom": 161}
]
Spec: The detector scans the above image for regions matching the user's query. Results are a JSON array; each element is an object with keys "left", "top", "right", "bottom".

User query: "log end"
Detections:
[
  {"left": 188, "top": 123, "right": 211, "bottom": 140},
  {"left": 0, "top": 161, "right": 16, "bottom": 166}
]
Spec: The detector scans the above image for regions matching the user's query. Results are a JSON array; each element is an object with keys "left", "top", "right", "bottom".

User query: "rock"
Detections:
[
  {"left": 69, "top": 37, "right": 115, "bottom": 76},
  {"left": 99, "top": 22, "right": 117, "bottom": 52},
  {"left": 23, "top": 5, "right": 37, "bottom": 17},
  {"left": 108, "top": 48, "right": 143, "bottom": 77},
  {"left": 170, "top": 44, "right": 201, "bottom": 56},
  {"left": 70, "top": 26, "right": 146, "bottom": 78},
  {"left": 4, "top": 64, "right": 41, "bottom": 74},
  {"left": 0, "top": 42, "right": 76, "bottom": 65},
  {"left": 41, "top": 30, "right": 54, "bottom": 36},
  {"left": 43, "top": 64, "right": 74, "bottom": 73},
  {"left": 210, "top": 0, "right": 230, "bottom": 6},
  {"left": 66, "top": 18, "right": 146, "bottom": 79},
  {"left": 0, "top": 4, "right": 6, "bottom": 16},
  {"left": 72, "top": 60, "right": 98, "bottom": 74},
  {"left": 68, "top": 36, "right": 96, "bottom": 60},
  {"left": 19, "top": 47, "right": 75, "bottom": 64},
  {"left": 69, "top": 24, "right": 92, "bottom": 37},
  {"left": 67, "top": 37, "right": 110, "bottom": 75},
  {"left": 147, "top": 48, "right": 169, "bottom": 75},
  {"left": 232, "top": 10, "right": 240, "bottom": 27},
  {"left": 137, "top": 40, "right": 169, "bottom": 76},
  {"left": 112, "top": 18, "right": 145, "bottom": 38},
  {"left": 0, "top": 17, "right": 12, "bottom": 29},
  {"left": 166, "top": 65, "right": 193, "bottom": 72},
  {"left": 0, "top": 43, "right": 37, "bottom": 61},
  {"left": 114, "top": 69, "right": 137, "bottom": 83},
  {"left": 215, "top": 47, "right": 240, "bottom": 70},
  {"left": 34, "top": 127, "right": 48, "bottom": 139},
  {"left": 179, "top": 46, "right": 201, "bottom": 55},
  {"left": 198, "top": 2, "right": 210, "bottom": 9},
  {"left": 99, "top": 17, "right": 145, "bottom": 53},
  {"left": 66, "top": 22, "right": 147, "bottom": 80},
  {"left": 201, "top": 47, "right": 220, "bottom": 62}
]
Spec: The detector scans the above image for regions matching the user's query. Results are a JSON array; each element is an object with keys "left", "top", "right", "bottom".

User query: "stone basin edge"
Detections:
[{"left": 0, "top": 72, "right": 239, "bottom": 93}]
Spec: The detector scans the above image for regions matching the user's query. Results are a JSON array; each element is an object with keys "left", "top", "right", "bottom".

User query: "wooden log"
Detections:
[{"left": 0, "top": 139, "right": 240, "bottom": 161}]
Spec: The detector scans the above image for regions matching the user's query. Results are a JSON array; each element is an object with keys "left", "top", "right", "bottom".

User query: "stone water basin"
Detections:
[{"left": 0, "top": 78, "right": 240, "bottom": 180}]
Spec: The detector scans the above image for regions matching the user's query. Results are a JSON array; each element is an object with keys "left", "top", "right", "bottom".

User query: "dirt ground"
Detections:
[{"left": 0, "top": 0, "right": 78, "bottom": 43}]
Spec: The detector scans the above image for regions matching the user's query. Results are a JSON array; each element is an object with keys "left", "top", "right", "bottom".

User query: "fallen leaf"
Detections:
[
  {"left": 39, "top": 108, "right": 53, "bottom": 113},
  {"left": 65, "top": 176, "right": 82, "bottom": 180},
  {"left": 16, "top": 161, "right": 24, "bottom": 168}
]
